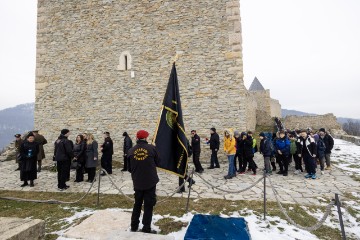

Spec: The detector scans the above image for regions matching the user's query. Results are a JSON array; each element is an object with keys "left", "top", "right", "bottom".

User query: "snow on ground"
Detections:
[{"left": 332, "top": 139, "right": 360, "bottom": 175}]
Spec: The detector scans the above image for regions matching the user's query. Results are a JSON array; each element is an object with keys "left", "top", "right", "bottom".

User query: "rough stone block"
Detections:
[{"left": 0, "top": 217, "right": 45, "bottom": 240}]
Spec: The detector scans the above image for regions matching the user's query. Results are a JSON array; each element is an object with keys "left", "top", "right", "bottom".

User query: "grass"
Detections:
[
  {"left": 350, "top": 174, "right": 360, "bottom": 182},
  {"left": 0, "top": 190, "right": 344, "bottom": 240}
]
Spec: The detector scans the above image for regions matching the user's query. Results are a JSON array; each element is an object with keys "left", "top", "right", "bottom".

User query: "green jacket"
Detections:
[{"left": 290, "top": 139, "right": 297, "bottom": 155}]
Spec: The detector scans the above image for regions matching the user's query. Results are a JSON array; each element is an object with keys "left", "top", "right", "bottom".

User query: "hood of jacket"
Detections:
[{"left": 224, "top": 128, "right": 234, "bottom": 140}]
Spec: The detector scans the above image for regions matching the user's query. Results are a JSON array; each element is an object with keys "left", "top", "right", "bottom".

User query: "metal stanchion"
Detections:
[
  {"left": 97, "top": 169, "right": 102, "bottom": 207},
  {"left": 185, "top": 169, "right": 195, "bottom": 213},
  {"left": 335, "top": 193, "right": 347, "bottom": 240},
  {"left": 264, "top": 170, "right": 267, "bottom": 220}
]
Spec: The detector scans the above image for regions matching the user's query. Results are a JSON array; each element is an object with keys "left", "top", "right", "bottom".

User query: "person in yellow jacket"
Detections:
[{"left": 224, "top": 129, "right": 237, "bottom": 179}]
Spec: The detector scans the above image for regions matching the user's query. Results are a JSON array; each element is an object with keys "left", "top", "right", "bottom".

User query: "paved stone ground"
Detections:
[{"left": 1, "top": 153, "right": 359, "bottom": 206}]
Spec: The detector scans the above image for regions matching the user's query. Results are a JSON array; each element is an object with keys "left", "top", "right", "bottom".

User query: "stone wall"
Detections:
[
  {"left": 284, "top": 114, "right": 342, "bottom": 132},
  {"left": 35, "top": 0, "right": 247, "bottom": 158},
  {"left": 270, "top": 98, "right": 281, "bottom": 118}
]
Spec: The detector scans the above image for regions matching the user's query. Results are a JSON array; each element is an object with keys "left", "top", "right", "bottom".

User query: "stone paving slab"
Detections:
[
  {"left": 0, "top": 217, "right": 45, "bottom": 240},
  {"left": 63, "top": 210, "right": 173, "bottom": 240},
  {"left": 1, "top": 153, "right": 359, "bottom": 206}
]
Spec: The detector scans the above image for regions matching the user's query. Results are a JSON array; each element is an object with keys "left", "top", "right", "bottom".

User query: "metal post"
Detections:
[
  {"left": 264, "top": 171, "right": 267, "bottom": 220},
  {"left": 97, "top": 168, "right": 102, "bottom": 208},
  {"left": 335, "top": 193, "right": 346, "bottom": 240},
  {"left": 185, "top": 169, "right": 195, "bottom": 213}
]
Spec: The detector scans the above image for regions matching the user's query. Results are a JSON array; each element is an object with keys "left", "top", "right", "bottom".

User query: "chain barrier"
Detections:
[
  {"left": 268, "top": 177, "right": 335, "bottom": 232},
  {"left": 100, "top": 168, "right": 194, "bottom": 204},
  {"left": 0, "top": 178, "right": 96, "bottom": 204},
  {"left": 194, "top": 172, "right": 264, "bottom": 194}
]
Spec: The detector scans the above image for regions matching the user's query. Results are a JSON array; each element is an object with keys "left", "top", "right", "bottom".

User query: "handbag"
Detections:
[{"left": 71, "top": 159, "right": 79, "bottom": 170}]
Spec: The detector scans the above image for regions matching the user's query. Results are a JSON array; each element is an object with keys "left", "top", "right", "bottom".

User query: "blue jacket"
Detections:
[
  {"left": 275, "top": 137, "right": 290, "bottom": 156},
  {"left": 260, "top": 138, "right": 272, "bottom": 157},
  {"left": 317, "top": 138, "right": 326, "bottom": 159}
]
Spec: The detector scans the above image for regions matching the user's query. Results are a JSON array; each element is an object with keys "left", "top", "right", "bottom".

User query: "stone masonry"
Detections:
[
  {"left": 35, "top": 0, "right": 250, "bottom": 156},
  {"left": 284, "top": 113, "right": 342, "bottom": 133}
]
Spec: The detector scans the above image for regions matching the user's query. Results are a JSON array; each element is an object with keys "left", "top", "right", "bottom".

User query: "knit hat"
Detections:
[
  {"left": 61, "top": 129, "right": 70, "bottom": 135},
  {"left": 123, "top": 132, "right": 128, "bottom": 137},
  {"left": 234, "top": 131, "right": 240, "bottom": 136},
  {"left": 319, "top": 128, "right": 326, "bottom": 133},
  {"left": 259, "top": 132, "right": 266, "bottom": 137},
  {"left": 241, "top": 132, "right": 247, "bottom": 137},
  {"left": 210, "top": 127, "right": 216, "bottom": 132},
  {"left": 137, "top": 130, "right": 149, "bottom": 139},
  {"left": 104, "top": 131, "right": 110, "bottom": 135},
  {"left": 14, "top": 134, "right": 21, "bottom": 138}
]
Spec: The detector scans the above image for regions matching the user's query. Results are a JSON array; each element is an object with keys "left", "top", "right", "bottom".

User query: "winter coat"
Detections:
[
  {"left": 235, "top": 137, "right": 243, "bottom": 155},
  {"left": 317, "top": 138, "right": 326, "bottom": 159},
  {"left": 224, "top": 129, "right": 236, "bottom": 155},
  {"left": 101, "top": 137, "right": 113, "bottom": 156},
  {"left": 128, "top": 140, "right": 159, "bottom": 190},
  {"left": 34, "top": 134, "right": 47, "bottom": 161},
  {"left": 73, "top": 141, "right": 86, "bottom": 163},
  {"left": 19, "top": 141, "right": 39, "bottom": 181},
  {"left": 296, "top": 136, "right": 317, "bottom": 157},
  {"left": 290, "top": 139, "right": 297, "bottom": 155},
  {"left": 123, "top": 136, "right": 133, "bottom": 155},
  {"left": 275, "top": 137, "right": 291, "bottom": 156},
  {"left": 54, "top": 135, "right": 74, "bottom": 162},
  {"left": 86, "top": 141, "right": 98, "bottom": 168},
  {"left": 322, "top": 134, "right": 334, "bottom": 154},
  {"left": 243, "top": 136, "right": 254, "bottom": 158},
  {"left": 260, "top": 138, "right": 272, "bottom": 157},
  {"left": 209, "top": 132, "right": 220, "bottom": 150},
  {"left": 191, "top": 134, "right": 201, "bottom": 153},
  {"left": 15, "top": 139, "right": 23, "bottom": 163}
]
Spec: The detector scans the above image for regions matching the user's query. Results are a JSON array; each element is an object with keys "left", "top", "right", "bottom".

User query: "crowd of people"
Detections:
[
  {"left": 188, "top": 127, "right": 334, "bottom": 181},
  {"left": 14, "top": 129, "right": 131, "bottom": 191},
  {"left": 11, "top": 125, "right": 335, "bottom": 234}
]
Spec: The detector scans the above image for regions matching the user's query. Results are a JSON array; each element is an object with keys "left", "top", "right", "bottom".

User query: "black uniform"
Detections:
[
  {"left": 191, "top": 134, "right": 203, "bottom": 172},
  {"left": 19, "top": 141, "right": 39, "bottom": 183},
  {"left": 127, "top": 140, "right": 159, "bottom": 233},
  {"left": 209, "top": 132, "right": 220, "bottom": 168},
  {"left": 101, "top": 137, "right": 114, "bottom": 174},
  {"left": 54, "top": 135, "right": 74, "bottom": 189},
  {"left": 123, "top": 135, "right": 133, "bottom": 171}
]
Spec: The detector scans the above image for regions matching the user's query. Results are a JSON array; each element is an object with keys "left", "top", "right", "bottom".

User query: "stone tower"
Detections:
[{"left": 35, "top": 0, "right": 248, "bottom": 155}]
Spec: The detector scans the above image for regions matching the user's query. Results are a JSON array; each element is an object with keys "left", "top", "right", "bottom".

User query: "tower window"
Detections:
[{"left": 117, "top": 51, "right": 132, "bottom": 71}]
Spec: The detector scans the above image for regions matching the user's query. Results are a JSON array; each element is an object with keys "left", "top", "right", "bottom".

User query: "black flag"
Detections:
[{"left": 153, "top": 63, "right": 188, "bottom": 178}]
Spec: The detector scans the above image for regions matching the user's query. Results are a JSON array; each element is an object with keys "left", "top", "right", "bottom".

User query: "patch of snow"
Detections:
[{"left": 332, "top": 139, "right": 360, "bottom": 175}]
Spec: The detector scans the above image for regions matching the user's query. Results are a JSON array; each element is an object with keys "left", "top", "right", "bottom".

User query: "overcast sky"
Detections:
[{"left": 0, "top": 0, "right": 359, "bottom": 118}]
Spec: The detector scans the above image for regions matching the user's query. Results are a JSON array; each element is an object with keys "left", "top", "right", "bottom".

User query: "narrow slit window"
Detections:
[{"left": 125, "top": 55, "right": 128, "bottom": 70}]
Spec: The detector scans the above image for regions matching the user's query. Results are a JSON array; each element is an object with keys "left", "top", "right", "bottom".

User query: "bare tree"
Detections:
[{"left": 343, "top": 120, "right": 360, "bottom": 136}]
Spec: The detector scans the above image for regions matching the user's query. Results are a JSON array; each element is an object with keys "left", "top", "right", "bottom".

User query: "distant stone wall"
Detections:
[
  {"left": 245, "top": 93, "right": 257, "bottom": 131},
  {"left": 35, "top": 0, "right": 248, "bottom": 158},
  {"left": 284, "top": 114, "right": 342, "bottom": 131},
  {"left": 270, "top": 98, "right": 281, "bottom": 118}
]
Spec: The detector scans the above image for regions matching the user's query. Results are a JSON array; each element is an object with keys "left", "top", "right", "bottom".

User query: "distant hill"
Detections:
[
  {"left": 0, "top": 103, "right": 34, "bottom": 151},
  {"left": 281, "top": 109, "right": 317, "bottom": 118}
]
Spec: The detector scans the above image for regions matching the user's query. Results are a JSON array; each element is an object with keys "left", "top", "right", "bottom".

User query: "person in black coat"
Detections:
[
  {"left": 122, "top": 132, "right": 133, "bottom": 171},
  {"left": 297, "top": 129, "right": 317, "bottom": 179},
  {"left": 240, "top": 133, "right": 257, "bottom": 175},
  {"left": 207, "top": 127, "right": 220, "bottom": 169},
  {"left": 128, "top": 130, "right": 159, "bottom": 234},
  {"left": 259, "top": 132, "right": 272, "bottom": 174},
  {"left": 73, "top": 134, "right": 87, "bottom": 182},
  {"left": 54, "top": 129, "right": 74, "bottom": 190},
  {"left": 101, "top": 132, "right": 114, "bottom": 176},
  {"left": 19, "top": 132, "right": 39, "bottom": 187},
  {"left": 319, "top": 128, "right": 334, "bottom": 170},
  {"left": 191, "top": 130, "right": 204, "bottom": 173}
]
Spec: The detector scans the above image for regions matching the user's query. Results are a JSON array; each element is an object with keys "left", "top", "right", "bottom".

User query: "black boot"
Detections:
[
  {"left": 271, "top": 162, "right": 277, "bottom": 171},
  {"left": 20, "top": 181, "right": 28, "bottom": 187},
  {"left": 30, "top": 180, "right": 34, "bottom": 187}
]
